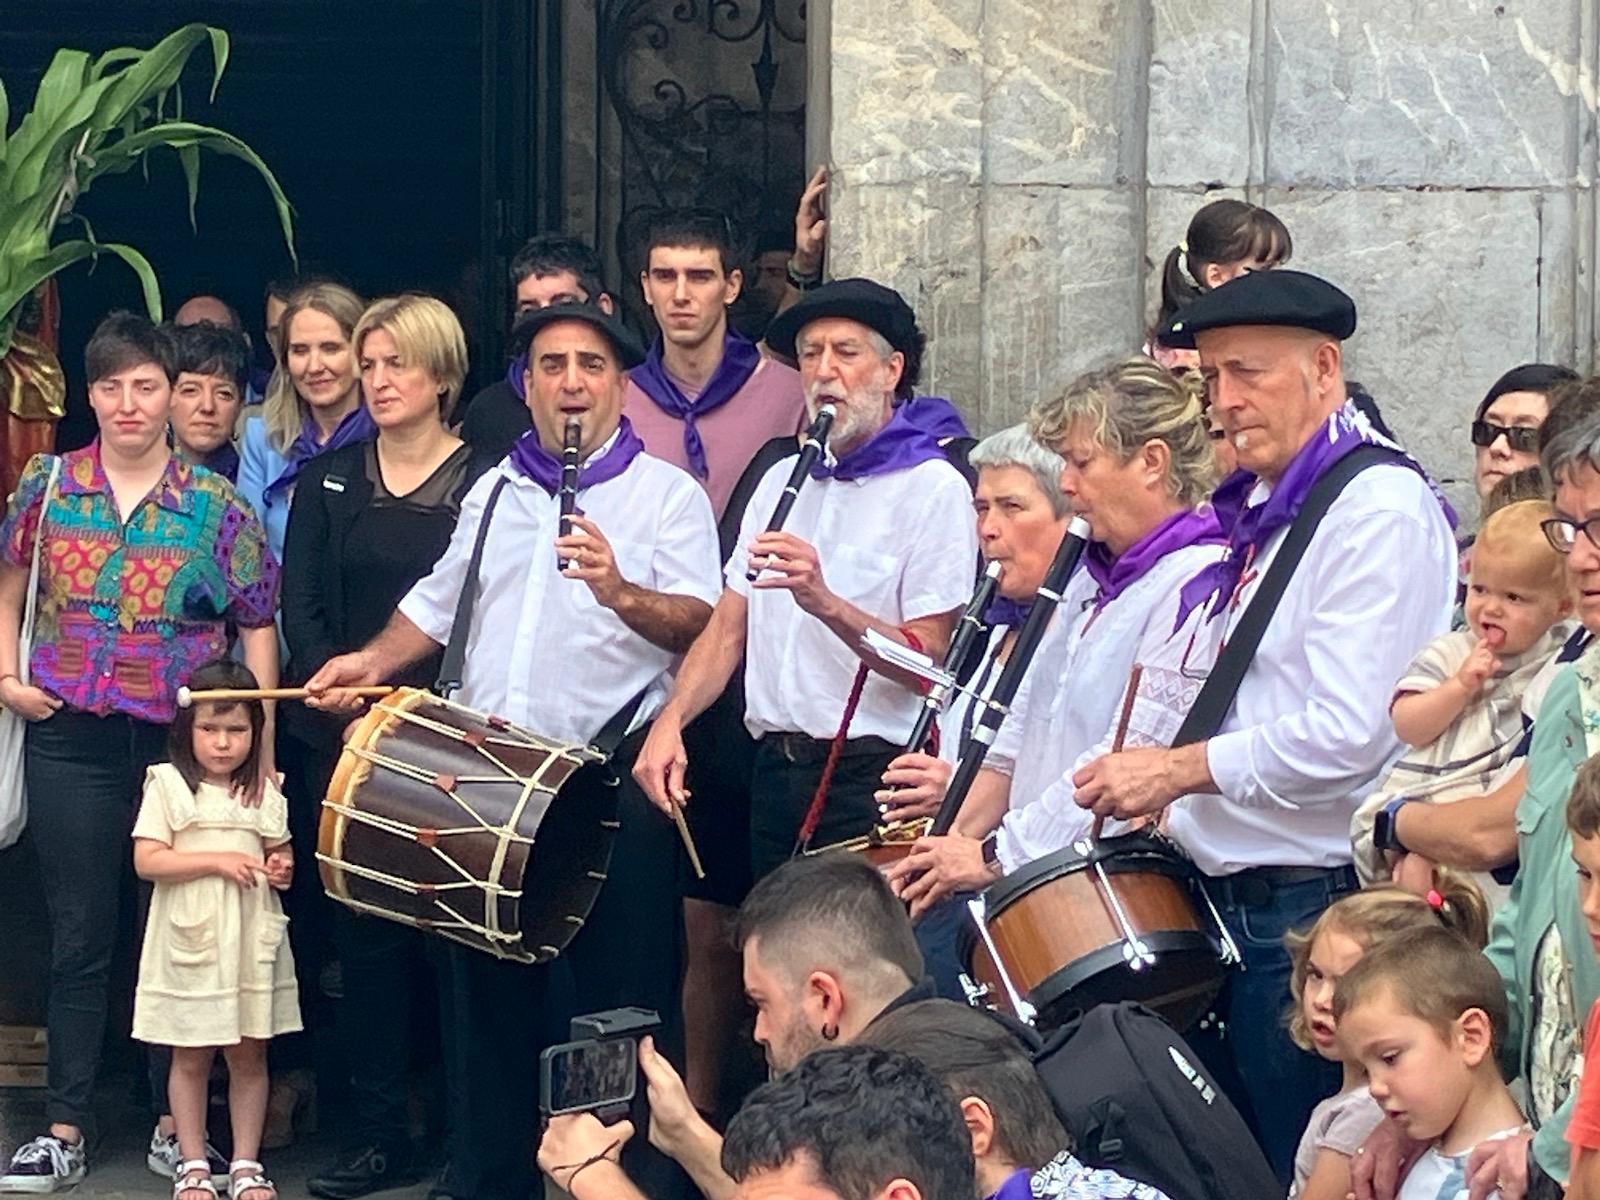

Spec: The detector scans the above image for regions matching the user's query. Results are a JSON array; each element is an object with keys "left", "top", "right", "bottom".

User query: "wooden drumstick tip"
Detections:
[{"left": 670, "top": 803, "right": 706, "bottom": 881}]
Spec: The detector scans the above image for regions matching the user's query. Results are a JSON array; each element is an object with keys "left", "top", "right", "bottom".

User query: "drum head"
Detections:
[{"left": 518, "top": 759, "right": 619, "bottom": 957}]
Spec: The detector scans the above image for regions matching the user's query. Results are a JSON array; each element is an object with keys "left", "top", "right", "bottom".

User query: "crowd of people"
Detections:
[{"left": 4, "top": 180, "right": 1600, "bottom": 1200}]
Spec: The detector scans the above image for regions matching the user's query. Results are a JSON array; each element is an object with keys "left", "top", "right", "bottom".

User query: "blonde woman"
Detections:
[
  {"left": 237, "top": 283, "right": 373, "bottom": 561},
  {"left": 280, "top": 295, "right": 479, "bottom": 1191}
]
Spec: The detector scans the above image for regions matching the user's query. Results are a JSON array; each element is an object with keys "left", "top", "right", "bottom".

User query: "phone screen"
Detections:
[{"left": 544, "top": 1038, "right": 638, "bottom": 1116}]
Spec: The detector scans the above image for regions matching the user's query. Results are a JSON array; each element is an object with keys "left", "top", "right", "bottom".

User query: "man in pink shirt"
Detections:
[{"left": 627, "top": 211, "right": 806, "bottom": 519}]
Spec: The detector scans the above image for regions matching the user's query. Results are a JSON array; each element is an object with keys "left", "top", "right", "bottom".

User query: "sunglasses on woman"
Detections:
[{"left": 1471, "top": 420, "right": 1540, "bottom": 452}]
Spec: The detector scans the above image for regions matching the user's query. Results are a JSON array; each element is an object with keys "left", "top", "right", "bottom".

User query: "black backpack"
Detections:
[{"left": 1031, "top": 1003, "right": 1279, "bottom": 1200}]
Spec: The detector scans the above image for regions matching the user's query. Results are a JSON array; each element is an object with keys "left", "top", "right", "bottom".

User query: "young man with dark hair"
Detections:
[
  {"left": 169, "top": 321, "right": 250, "bottom": 481},
  {"left": 627, "top": 209, "right": 804, "bottom": 520},
  {"left": 722, "top": 1046, "right": 974, "bottom": 1200},
  {"left": 458, "top": 234, "right": 615, "bottom": 460},
  {"left": 862, "top": 1001, "right": 1172, "bottom": 1200}
]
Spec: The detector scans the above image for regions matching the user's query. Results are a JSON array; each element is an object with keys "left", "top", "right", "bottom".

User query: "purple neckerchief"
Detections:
[
  {"left": 897, "top": 394, "right": 970, "bottom": 440},
  {"left": 631, "top": 330, "right": 761, "bottom": 479},
  {"left": 265, "top": 404, "right": 377, "bottom": 499},
  {"left": 1085, "top": 507, "right": 1224, "bottom": 614},
  {"left": 810, "top": 405, "right": 946, "bottom": 482},
  {"left": 1176, "top": 402, "right": 1457, "bottom": 627},
  {"left": 506, "top": 353, "right": 528, "bottom": 401},
  {"left": 987, "top": 1167, "right": 1034, "bottom": 1200},
  {"left": 984, "top": 594, "right": 1032, "bottom": 628},
  {"left": 508, "top": 416, "right": 645, "bottom": 496}
]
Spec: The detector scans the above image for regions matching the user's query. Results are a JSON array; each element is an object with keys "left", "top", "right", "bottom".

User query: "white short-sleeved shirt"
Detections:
[
  {"left": 989, "top": 542, "right": 1225, "bottom": 871},
  {"left": 727, "top": 455, "right": 978, "bottom": 742},
  {"left": 399, "top": 444, "right": 721, "bottom": 745},
  {"left": 1166, "top": 462, "right": 1456, "bottom": 877}
]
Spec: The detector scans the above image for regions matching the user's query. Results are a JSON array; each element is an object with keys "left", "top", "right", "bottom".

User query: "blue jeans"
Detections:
[
  {"left": 1186, "top": 866, "right": 1356, "bottom": 1188},
  {"left": 914, "top": 892, "right": 978, "bottom": 1002}
]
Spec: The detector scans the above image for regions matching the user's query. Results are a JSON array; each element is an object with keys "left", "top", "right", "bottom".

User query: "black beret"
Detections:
[
  {"left": 509, "top": 302, "right": 646, "bottom": 370},
  {"left": 1157, "top": 269, "right": 1357, "bottom": 349},
  {"left": 766, "top": 277, "right": 920, "bottom": 361}
]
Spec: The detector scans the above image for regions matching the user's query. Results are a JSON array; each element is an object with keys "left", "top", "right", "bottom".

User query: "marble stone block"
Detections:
[
  {"left": 830, "top": 178, "right": 986, "bottom": 419},
  {"left": 980, "top": 0, "right": 1146, "bottom": 186},
  {"left": 1266, "top": 187, "right": 1545, "bottom": 517},
  {"left": 1265, "top": 0, "right": 1583, "bottom": 188},
  {"left": 981, "top": 186, "right": 1144, "bottom": 429},
  {"left": 829, "top": 0, "right": 985, "bottom": 185},
  {"left": 1147, "top": 0, "right": 1254, "bottom": 187}
]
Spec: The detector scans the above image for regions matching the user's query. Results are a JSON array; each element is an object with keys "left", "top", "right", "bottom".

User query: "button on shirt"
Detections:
[
  {"left": 990, "top": 543, "right": 1225, "bottom": 871},
  {"left": 1166, "top": 463, "right": 1455, "bottom": 876},
  {"left": 727, "top": 455, "right": 978, "bottom": 742},
  {"left": 399, "top": 448, "right": 721, "bottom": 744}
]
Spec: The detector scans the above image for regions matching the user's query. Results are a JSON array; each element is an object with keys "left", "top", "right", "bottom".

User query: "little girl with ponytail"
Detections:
[{"left": 1284, "top": 875, "right": 1490, "bottom": 1199}]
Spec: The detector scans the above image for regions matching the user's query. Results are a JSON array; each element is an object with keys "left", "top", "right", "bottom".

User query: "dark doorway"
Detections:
[{"left": 0, "top": 0, "right": 552, "bottom": 449}]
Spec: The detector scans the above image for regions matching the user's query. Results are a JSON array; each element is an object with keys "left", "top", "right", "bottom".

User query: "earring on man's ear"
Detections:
[{"left": 821, "top": 1022, "right": 839, "bottom": 1042}]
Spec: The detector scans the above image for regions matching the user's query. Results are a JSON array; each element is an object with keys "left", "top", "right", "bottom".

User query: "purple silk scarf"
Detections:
[
  {"left": 987, "top": 1167, "right": 1034, "bottom": 1200},
  {"left": 1084, "top": 508, "right": 1224, "bottom": 613},
  {"left": 984, "top": 594, "right": 1032, "bottom": 628},
  {"left": 810, "top": 404, "right": 946, "bottom": 482},
  {"left": 897, "top": 394, "right": 970, "bottom": 440},
  {"left": 629, "top": 330, "right": 761, "bottom": 479},
  {"left": 508, "top": 416, "right": 645, "bottom": 496},
  {"left": 505, "top": 353, "right": 528, "bottom": 400},
  {"left": 1175, "top": 402, "right": 1456, "bottom": 627},
  {"left": 265, "top": 404, "right": 377, "bottom": 499}
]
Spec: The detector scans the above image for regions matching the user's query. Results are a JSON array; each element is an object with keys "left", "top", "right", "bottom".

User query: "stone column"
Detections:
[{"left": 817, "top": 0, "right": 1598, "bottom": 509}]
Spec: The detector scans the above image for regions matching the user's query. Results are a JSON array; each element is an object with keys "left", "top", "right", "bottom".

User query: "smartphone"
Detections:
[{"left": 539, "top": 1036, "right": 639, "bottom": 1117}]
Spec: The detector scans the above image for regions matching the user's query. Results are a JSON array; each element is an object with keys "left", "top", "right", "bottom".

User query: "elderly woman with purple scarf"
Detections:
[{"left": 883, "top": 358, "right": 1225, "bottom": 995}]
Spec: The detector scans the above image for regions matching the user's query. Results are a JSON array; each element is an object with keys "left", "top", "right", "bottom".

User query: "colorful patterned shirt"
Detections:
[{"left": 1, "top": 444, "right": 279, "bottom": 724}]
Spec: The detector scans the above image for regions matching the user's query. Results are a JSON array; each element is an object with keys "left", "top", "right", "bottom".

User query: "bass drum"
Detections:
[
  {"left": 961, "top": 830, "right": 1227, "bottom": 1032},
  {"left": 318, "top": 687, "right": 619, "bottom": 963}
]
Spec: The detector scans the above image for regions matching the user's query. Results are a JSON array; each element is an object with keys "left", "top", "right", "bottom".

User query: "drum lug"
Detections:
[{"left": 964, "top": 895, "right": 1036, "bottom": 1025}]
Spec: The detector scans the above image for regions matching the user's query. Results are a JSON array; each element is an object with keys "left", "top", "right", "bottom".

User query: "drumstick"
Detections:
[
  {"left": 176, "top": 685, "right": 395, "bottom": 708},
  {"left": 670, "top": 803, "right": 706, "bottom": 880},
  {"left": 1090, "top": 663, "right": 1143, "bottom": 842}
]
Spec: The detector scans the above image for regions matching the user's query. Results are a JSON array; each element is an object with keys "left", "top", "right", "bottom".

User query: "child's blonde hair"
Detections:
[
  {"left": 1568, "top": 753, "right": 1600, "bottom": 840},
  {"left": 1284, "top": 877, "right": 1489, "bottom": 1051},
  {"left": 1332, "top": 924, "right": 1508, "bottom": 1055},
  {"left": 1473, "top": 499, "right": 1565, "bottom": 595}
]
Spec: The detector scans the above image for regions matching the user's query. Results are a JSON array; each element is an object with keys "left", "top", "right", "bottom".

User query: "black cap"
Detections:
[
  {"left": 766, "top": 277, "right": 920, "bottom": 361},
  {"left": 1156, "top": 269, "right": 1358, "bottom": 349},
  {"left": 509, "top": 302, "right": 646, "bottom": 369}
]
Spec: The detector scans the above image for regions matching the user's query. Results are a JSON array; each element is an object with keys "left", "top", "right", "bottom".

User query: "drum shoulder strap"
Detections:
[
  {"left": 1172, "top": 444, "right": 1400, "bottom": 747},
  {"left": 435, "top": 475, "right": 511, "bottom": 698}
]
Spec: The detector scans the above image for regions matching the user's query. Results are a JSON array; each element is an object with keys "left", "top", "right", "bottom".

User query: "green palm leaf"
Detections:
[{"left": 0, "top": 24, "right": 295, "bottom": 357}]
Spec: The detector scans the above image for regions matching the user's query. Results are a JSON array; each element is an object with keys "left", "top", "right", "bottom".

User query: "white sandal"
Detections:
[
  {"left": 228, "top": 1160, "right": 276, "bottom": 1200},
  {"left": 174, "top": 1160, "right": 218, "bottom": 1200}
]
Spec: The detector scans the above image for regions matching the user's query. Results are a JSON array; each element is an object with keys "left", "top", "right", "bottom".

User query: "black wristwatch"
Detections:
[{"left": 1372, "top": 798, "right": 1411, "bottom": 855}]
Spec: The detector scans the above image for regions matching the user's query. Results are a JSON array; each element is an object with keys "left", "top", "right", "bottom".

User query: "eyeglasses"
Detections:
[
  {"left": 1541, "top": 515, "right": 1600, "bottom": 554},
  {"left": 1471, "top": 420, "right": 1540, "bottom": 453}
]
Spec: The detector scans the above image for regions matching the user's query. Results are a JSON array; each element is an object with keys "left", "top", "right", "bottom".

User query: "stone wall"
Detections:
[{"left": 815, "top": 0, "right": 1598, "bottom": 514}]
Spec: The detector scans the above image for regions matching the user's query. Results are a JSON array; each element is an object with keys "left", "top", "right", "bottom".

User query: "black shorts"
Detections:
[{"left": 680, "top": 680, "right": 758, "bottom": 907}]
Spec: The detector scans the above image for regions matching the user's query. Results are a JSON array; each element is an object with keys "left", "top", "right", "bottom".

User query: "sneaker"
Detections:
[
  {"left": 146, "top": 1129, "right": 228, "bottom": 1184},
  {"left": 0, "top": 1134, "right": 87, "bottom": 1193}
]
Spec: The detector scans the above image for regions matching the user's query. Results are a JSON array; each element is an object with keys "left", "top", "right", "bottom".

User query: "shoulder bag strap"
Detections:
[
  {"left": 434, "top": 475, "right": 510, "bottom": 698},
  {"left": 19, "top": 457, "right": 62, "bottom": 686},
  {"left": 1172, "top": 445, "right": 1399, "bottom": 747}
]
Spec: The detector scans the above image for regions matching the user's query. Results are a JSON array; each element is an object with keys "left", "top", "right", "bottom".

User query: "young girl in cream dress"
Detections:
[{"left": 132, "top": 661, "right": 300, "bottom": 1200}]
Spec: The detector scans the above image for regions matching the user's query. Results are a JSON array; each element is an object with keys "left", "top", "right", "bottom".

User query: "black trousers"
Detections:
[
  {"left": 748, "top": 735, "right": 898, "bottom": 881},
  {"left": 449, "top": 728, "right": 687, "bottom": 1200},
  {"left": 24, "top": 708, "right": 168, "bottom": 1138}
]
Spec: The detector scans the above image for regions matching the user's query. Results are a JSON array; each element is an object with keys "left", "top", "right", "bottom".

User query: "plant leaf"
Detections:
[
  {"left": 206, "top": 28, "right": 230, "bottom": 103},
  {"left": 0, "top": 238, "right": 161, "bottom": 339},
  {"left": 177, "top": 143, "right": 200, "bottom": 230},
  {"left": 0, "top": 76, "right": 9, "bottom": 164}
]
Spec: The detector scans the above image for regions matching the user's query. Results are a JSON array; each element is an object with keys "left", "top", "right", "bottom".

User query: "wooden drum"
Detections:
[
  {"left": 318, "top": 687, "right": 619, "bottom": 964},
  {"left": 962, "top": 831, "right": 1227, "bottom": 1031}
]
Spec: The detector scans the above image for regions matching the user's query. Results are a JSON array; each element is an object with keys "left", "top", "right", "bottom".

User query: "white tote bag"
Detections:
[{"left": 0, "top": 455, "right": 61, "bottom": 850}]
